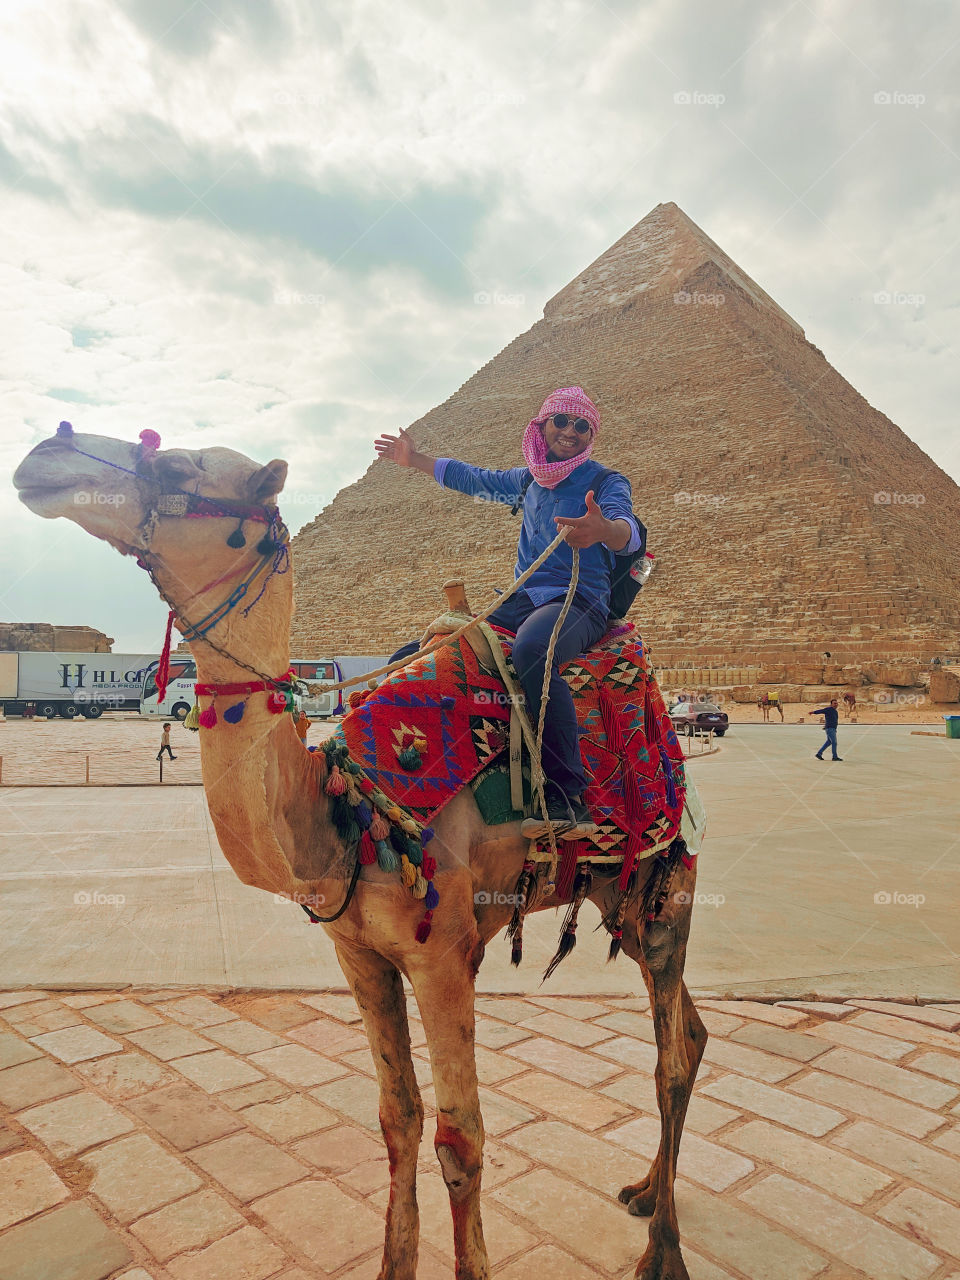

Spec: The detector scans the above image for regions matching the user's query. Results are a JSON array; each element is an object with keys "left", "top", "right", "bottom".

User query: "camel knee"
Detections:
[
  {"left": 435, "top": 1124, "right": 483, "bottom": 1204},
  {"left": 640, "top": 918, "right": 680, "bottom": 975},
  {"left": 380, "top": 1100, "right": 424, "bottom": 1172}
]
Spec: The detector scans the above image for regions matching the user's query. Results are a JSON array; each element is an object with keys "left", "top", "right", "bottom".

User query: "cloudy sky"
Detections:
[{"left": 2, "top": 0, "right": 957, "bottom": 653}]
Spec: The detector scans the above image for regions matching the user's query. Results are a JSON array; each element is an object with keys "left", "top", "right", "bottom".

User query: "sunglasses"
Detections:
[{"left": 551, "top": 413, "right": 592, "bottom": 435}]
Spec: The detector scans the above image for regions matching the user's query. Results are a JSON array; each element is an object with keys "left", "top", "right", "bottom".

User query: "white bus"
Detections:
[{"left": 140, "top": 657, "right": 346, "bottom": 720}]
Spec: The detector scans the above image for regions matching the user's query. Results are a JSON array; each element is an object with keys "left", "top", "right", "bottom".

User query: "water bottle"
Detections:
[{"left": 633, "top": 552, "right": 655, "bottom": 588}]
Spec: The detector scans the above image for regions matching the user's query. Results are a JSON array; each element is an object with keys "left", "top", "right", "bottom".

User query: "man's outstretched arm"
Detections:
[{"left": 374, "top": 426, "right": 436, "bottom": 476}]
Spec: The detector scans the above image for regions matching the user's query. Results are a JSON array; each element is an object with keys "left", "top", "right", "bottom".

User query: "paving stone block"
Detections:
[
  {"left": 0, "top": 1057, "right": 82, "bottom": 1109},
  {"left": 248, "top": 1042, "right": 347, "bottom": 1086},
  {"left": 0, "top": 1199, "right": 132, "bottom": 1280},
  {"left": 298, "top": 992, "right": 363, "bottom": 1022},
  {"left": 291, "top": 1123, "right": 385, "bottom": 1173},
  {"left": 126, "top": 1081, "right": 244, "bottom": 1149},
  {"left": 699, "top": 1000, "right": 807, "bottom": 1027},
  {"left": 474, "top": 997, "right": 542, "bottom": 1024},
  {"left": 698, "top": 1010, "right": 746, "bottom": 1037},
  {"left": 788, "top": 1070, "right": 947, "bottom": 1138},
  {"left": 252, "top": 1179, "right": 387, "bottom": 1271},
  {"left": 189, "top": 1130, "right": 308, "bottom": 1202},
  {"left": 18, "top": 1090, "right": 134, "bottom": 1157},
  {"left": 129, "top": 1187, "right": 246, "bottom": 1262},
  {"left": 673, "top": 1178, "right": 826, "bottom": 1280},
  {"left": 739, "top": 1173, "right": 939, "bottom": 1279},
  {"left": 591, "top": 1010, "right": 659, "bottom": 1041},
  {"left": 702, "top": 1037, "right": 801, "bottom": 1084},
  {"left": 817, "top": 1047, "right": 959, "bottom": 1108},
  {"left": 311, "top": 1074, "right": 382, "bottom": 1132},
  {"left": 0, "top": 1150, "right": 69, "bottom": 1230},
  {"left": 911, "top": 1051, "right": 960, "bottom": 1085},
  {"left": 502, "top": 1035, "right": 627, "bottom": 1086},
  {"left": 608, "top": 1115, "right": 755, "bottom": 1192},
  {"left": 832, "top": 1120, "right": 960, "bottom": 1199},
  {"left": 477, "top": 1086, "right": 536, "bottom": 1137},
  {"left": 200, "top": 1019, "right": 287, "bottom": 1054},
  {"left": 155, "top": 996, "right": 237, "bottom": 1028},
  {"left": 83, "top": 1000, "right": 163, "bottom": 1034},
  {"left": 218, "top": 1078, "right": 290, "bottom": 1110},
  {"left": 74, "top": 1051, "right": 175, "bottom": 1100},
  {"left": 0, "top": 1031, "right": 42, "bottom": 1070},
  {"left": 850, "top": 1010, "right": 960, "bottom": 1050},
  {"left": 591, "top": 1034, "right": 660, "bottom": 1074},
  {"left": 729, "top": 1021, "right": 830, "bottom": 1062},
  {"left": 242, "top": 1092, "right": 339, "bottom": 1141},
  {"left": 164, "top": 1224, "right": 288, "bottom": 1280},
  {"left": 169, "top": 1049, "right": 265, "bottom": 1092},
  {"left": 125, "top": 1024, "right": 215, "bottom": 1060},
  {"left": 0, "top": 992, "right": 47, "bottom": 1010},
  {"left": 499, "top": 1070, "right": 632, "bottom": 1130},
  {"left": 701, "top": 1075, "right": 844, "bottom": 1136},
  {"left": 807, "top": 1020, "right": 916, "bottom": 1061},
  {"left": 848, "top": 1000, "right": 960, "bottom": 1031},
  {"left": 82, "top": 1133, "right": 203, "bottom": 1222},
  {"left": 776, "top": 1001, "right": 857, "bottom": 1020},
  {"left": 879, "top": 1186, "right": 960, "bottom": 1260},
  {"left": 600, "top": 1069, "right": 659, "bottom": 1115},
  {"left": 474, "top": 1019, "right": 532, "bottom": 1050},
  {"left": 724, "top": 1118, "right": 892, "bottom": 1204},
  {"left": 501, "top": 1120, "right": 638, "bottom": 1196},
  {"left": 29, "top": 1024, "right": 121, "bottom": 1063},
  {"left": 287, "top": 1016, "right": 370, "bottom": 1057},
  {"left": 491, "top": 1242, "right": 606, "bottom": 1280},
  {"left": 525, "top": 995, "right": 613, "bottom": 1020},
  {"left": 514, "top": 1010, "right": 616, "bottom": 1047}
]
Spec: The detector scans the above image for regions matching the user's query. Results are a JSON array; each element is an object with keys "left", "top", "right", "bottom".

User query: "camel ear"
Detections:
[
  {"left": 146, "top": 449, "right": 204, "bottom": 488},
  {"left": 247, "top": 459, "right": 288, "bottom": 502}
]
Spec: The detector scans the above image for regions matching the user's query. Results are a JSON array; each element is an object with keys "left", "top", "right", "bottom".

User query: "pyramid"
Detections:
[{"left": 290, "top": 202, "right": 960, "bottom": 676}]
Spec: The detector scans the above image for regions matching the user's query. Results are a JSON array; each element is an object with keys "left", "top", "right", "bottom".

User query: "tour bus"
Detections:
[{"left": 140, "top": 657, "right": 346, "bottom": 720}]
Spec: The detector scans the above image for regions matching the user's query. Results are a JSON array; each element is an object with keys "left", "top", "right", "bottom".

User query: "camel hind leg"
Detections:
[
  {"left": 607, "top": 869, "right": 707, "bottom": 1280},
  {"left": 334, "top": 940, "right": 424, "bottom": 1280}
]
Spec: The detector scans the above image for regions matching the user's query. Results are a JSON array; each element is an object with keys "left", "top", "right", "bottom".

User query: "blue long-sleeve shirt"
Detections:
[
  {"left": 813, "top": 705, "right": 839, "bottom": 729},
  {"left": 434, "top": 457, "right": 642, "bottom": 614}
]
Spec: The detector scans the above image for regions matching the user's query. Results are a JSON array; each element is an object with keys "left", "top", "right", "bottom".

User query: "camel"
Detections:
[{"left": 14, "top": 425, "right": 707, "bottom": 1280}]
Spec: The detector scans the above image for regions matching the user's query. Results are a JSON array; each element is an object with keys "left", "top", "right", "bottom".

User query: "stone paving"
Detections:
[{"left": 2, "top": 987, "right": 960, "bottom": 1279}]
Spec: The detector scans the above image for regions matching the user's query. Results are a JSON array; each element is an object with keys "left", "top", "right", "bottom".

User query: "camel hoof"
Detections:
[
  {"left": 635, "top": 1245, "right": 690, "bottom": 1280},
  {"left": 619, "top": 1180, "right": 657, "bottom": 1216}
]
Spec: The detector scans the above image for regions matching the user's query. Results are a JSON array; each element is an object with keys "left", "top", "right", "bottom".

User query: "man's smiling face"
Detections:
[{"left": 542, "top": 414, "right": 592, "bottom": 462}]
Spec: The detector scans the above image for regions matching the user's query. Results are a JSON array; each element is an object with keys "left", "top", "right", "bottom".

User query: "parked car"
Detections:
[{"left": 670, "top": 701, "right": 728, "bottom": 737}]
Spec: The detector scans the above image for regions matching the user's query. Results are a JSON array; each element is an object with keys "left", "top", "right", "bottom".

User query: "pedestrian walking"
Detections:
[
  {"left": 295, "top": 709, "right": 310, "bottom": 743},
  {"left": 156, "top": 722, "right": 177, "bottom": 761},
  {"left": 812, "top": 698, "right": 842, "bottom": 761}
]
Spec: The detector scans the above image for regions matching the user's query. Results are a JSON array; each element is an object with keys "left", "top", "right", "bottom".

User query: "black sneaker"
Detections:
[
  {"left": 563, "top": 796, "right": 598, "bottom": 841},
  {"left": 520, "top": 789, "right": 574, "bottom": 838}
]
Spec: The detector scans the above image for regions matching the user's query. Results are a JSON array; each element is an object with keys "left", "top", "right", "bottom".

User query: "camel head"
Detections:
[{"left": 14, "top": 423, "right": 289, "bottom": 647}]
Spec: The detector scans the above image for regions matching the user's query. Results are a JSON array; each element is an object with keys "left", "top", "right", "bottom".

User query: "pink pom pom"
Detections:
[
  {"left": 369, "top": 812, "right": 390, "bottom": 841},
  {"left": 324, "top": 764, "right": 347, "bottom": 796},
  {"left": 139, "top": 429, "right": 161, "bottom": 451},
  {"left": 266, "top": 691, "right": 286, "bottom": 713},
  {"left": 197, "top": 705, "right": 217, "bottom": 728}
]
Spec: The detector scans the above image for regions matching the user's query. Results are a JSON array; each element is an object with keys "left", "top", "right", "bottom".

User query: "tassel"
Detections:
[
  {"left": 267, "top": 691, "right": 286, "bottom": 713},
  {"left": 421, "top": 826, "right": 435, "bottom": 844},
  {"left": 424, "top": 881, "right": 439, "bottom": 910},
  {"left": 370, "top": 813, "right": 390, "bottom": 841},
  {"left": 412, "top": 872, "right": 428, "bottom": 900},
  {"left": 386, "top": 806, "right": 403, "bottom": 823},
  {"left": 400, "top": 855, "right": 417, "bottom": 888},
  {"left": 183, "top": 703, "right": 200, "bottom": 731},
  {"left": 399, "top": 817, "right": 419, "bottom": 835},
  {"left": 355, "top": 801, "right": 372, "bottom": 829},
  {"left": 543, "top": 867, "right": 593, "bottom": 982},
  {"left": 223, "top": 701, "right": 245, "bottom": 724},
  {"left": 227, "top": 519, "right": 246, "bottom": 548},
  {"left": 421, "top": 854, "right": 437, "bottom": 880},
  {"left": 345, "top": 786, "right": 363, "bottom": 807},
  {"left": 358, "top": 777, "right": 375, "bottom": 795},
  {"left": 608, "top": 929, "right": 623, "bottom": 961},
  {"left": 659, "top": 744, "right": 678, "bottom": 809},
  {"left": 413, "top": 736, "right": 428, "bottom": 753},
  {"left": 511, "top": 939, "right": 523, "bottom": 966},
  {"left": 358, "top": 830, "right": 377, "bottom": 865},
  {"left": 375, "top": 840, "right": 399, "bottom": 872},
  {"left": 198, "top": 705, "right": 217, "bottom": 728},
  {"left": 325, "top": 765, "right": 347, "bottom": 796},
  {"left": 405, "top": 837, "right": 423, "bottom": 867},
  {"left": 397, "top": 746, "right": 422, "bottom": 770},
  {"left": 415, "top": 909, "right": 434, "bottom": 943},
  {"left": 155, "top": 610, "right": 176, "bottom": 704},
  {"left": 507, "top": 859, "right": 536, "bottom": 942},
  {"left": 345, "top": 761, "right": 363, "bottom": 775}
]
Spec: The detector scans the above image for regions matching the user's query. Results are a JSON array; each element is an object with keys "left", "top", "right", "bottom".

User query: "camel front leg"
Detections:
[
  {"left": 407, "top": 905, "right": 489, "bottom": 1280},
  {"left": 334, "top": 940, "right": 424, "bottom": 1280}
]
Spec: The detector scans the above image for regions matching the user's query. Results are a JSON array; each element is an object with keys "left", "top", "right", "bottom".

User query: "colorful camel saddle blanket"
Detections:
[{"left": 331, "top": 626, "right": 687, "bottom": 865}]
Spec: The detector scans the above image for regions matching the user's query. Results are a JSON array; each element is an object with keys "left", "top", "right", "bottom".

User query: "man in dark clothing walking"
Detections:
[{"left": 812, "top": 698, "right": 842, "bottom": 761}]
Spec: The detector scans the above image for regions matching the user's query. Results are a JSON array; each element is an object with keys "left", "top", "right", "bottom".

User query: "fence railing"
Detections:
[{"left": 0, "top": 750, "right": 204, "bottom": 786}]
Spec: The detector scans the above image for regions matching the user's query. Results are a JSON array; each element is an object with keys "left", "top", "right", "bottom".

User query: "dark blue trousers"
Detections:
[{"left": 486, "top": 591, "right": 607, "bottom": 798}]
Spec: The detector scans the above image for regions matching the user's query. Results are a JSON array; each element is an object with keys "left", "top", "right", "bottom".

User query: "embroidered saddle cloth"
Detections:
[{"left": 333, "top": 626, "right": 687, "bottom": 868}]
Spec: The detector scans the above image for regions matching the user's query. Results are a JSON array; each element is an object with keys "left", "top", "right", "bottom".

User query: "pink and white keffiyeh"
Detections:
[{"left": 521, "top": 386, "right": 601, "bottom": 489}]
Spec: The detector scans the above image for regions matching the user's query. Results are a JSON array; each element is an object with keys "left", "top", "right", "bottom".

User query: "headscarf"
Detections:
[{"left": 521, "top": 386, "right": 600, "bottom": 489}]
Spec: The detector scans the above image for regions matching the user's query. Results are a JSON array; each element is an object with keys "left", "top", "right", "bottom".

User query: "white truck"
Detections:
[{"left": 0, "top": 651, "right": 157, "bottom": 719}]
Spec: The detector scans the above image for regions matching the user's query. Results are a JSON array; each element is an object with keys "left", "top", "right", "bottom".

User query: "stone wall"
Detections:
[
  {"left": 289, "top": 202, "right": 960, "bottom": 674},
  {"left": 0, "top": 623, "right": 114, "bottom": 652}
]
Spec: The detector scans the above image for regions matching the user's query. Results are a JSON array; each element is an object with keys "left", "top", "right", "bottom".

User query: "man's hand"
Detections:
[
  {"left": 374, "top": 427, "right": 417, "bottom": 467},
  {"left": 555, "top": 490, "right": 632, "bottom": 551}
]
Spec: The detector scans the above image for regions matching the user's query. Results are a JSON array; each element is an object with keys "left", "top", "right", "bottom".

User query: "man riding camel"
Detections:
[{"left": 374, "top": 386, "right": 643, "bottom": 840}]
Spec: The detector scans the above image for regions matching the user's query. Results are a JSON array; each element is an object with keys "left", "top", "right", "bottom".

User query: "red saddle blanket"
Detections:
[{"left": 334, "top": 627, "right": 687, "bottom": 868}]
